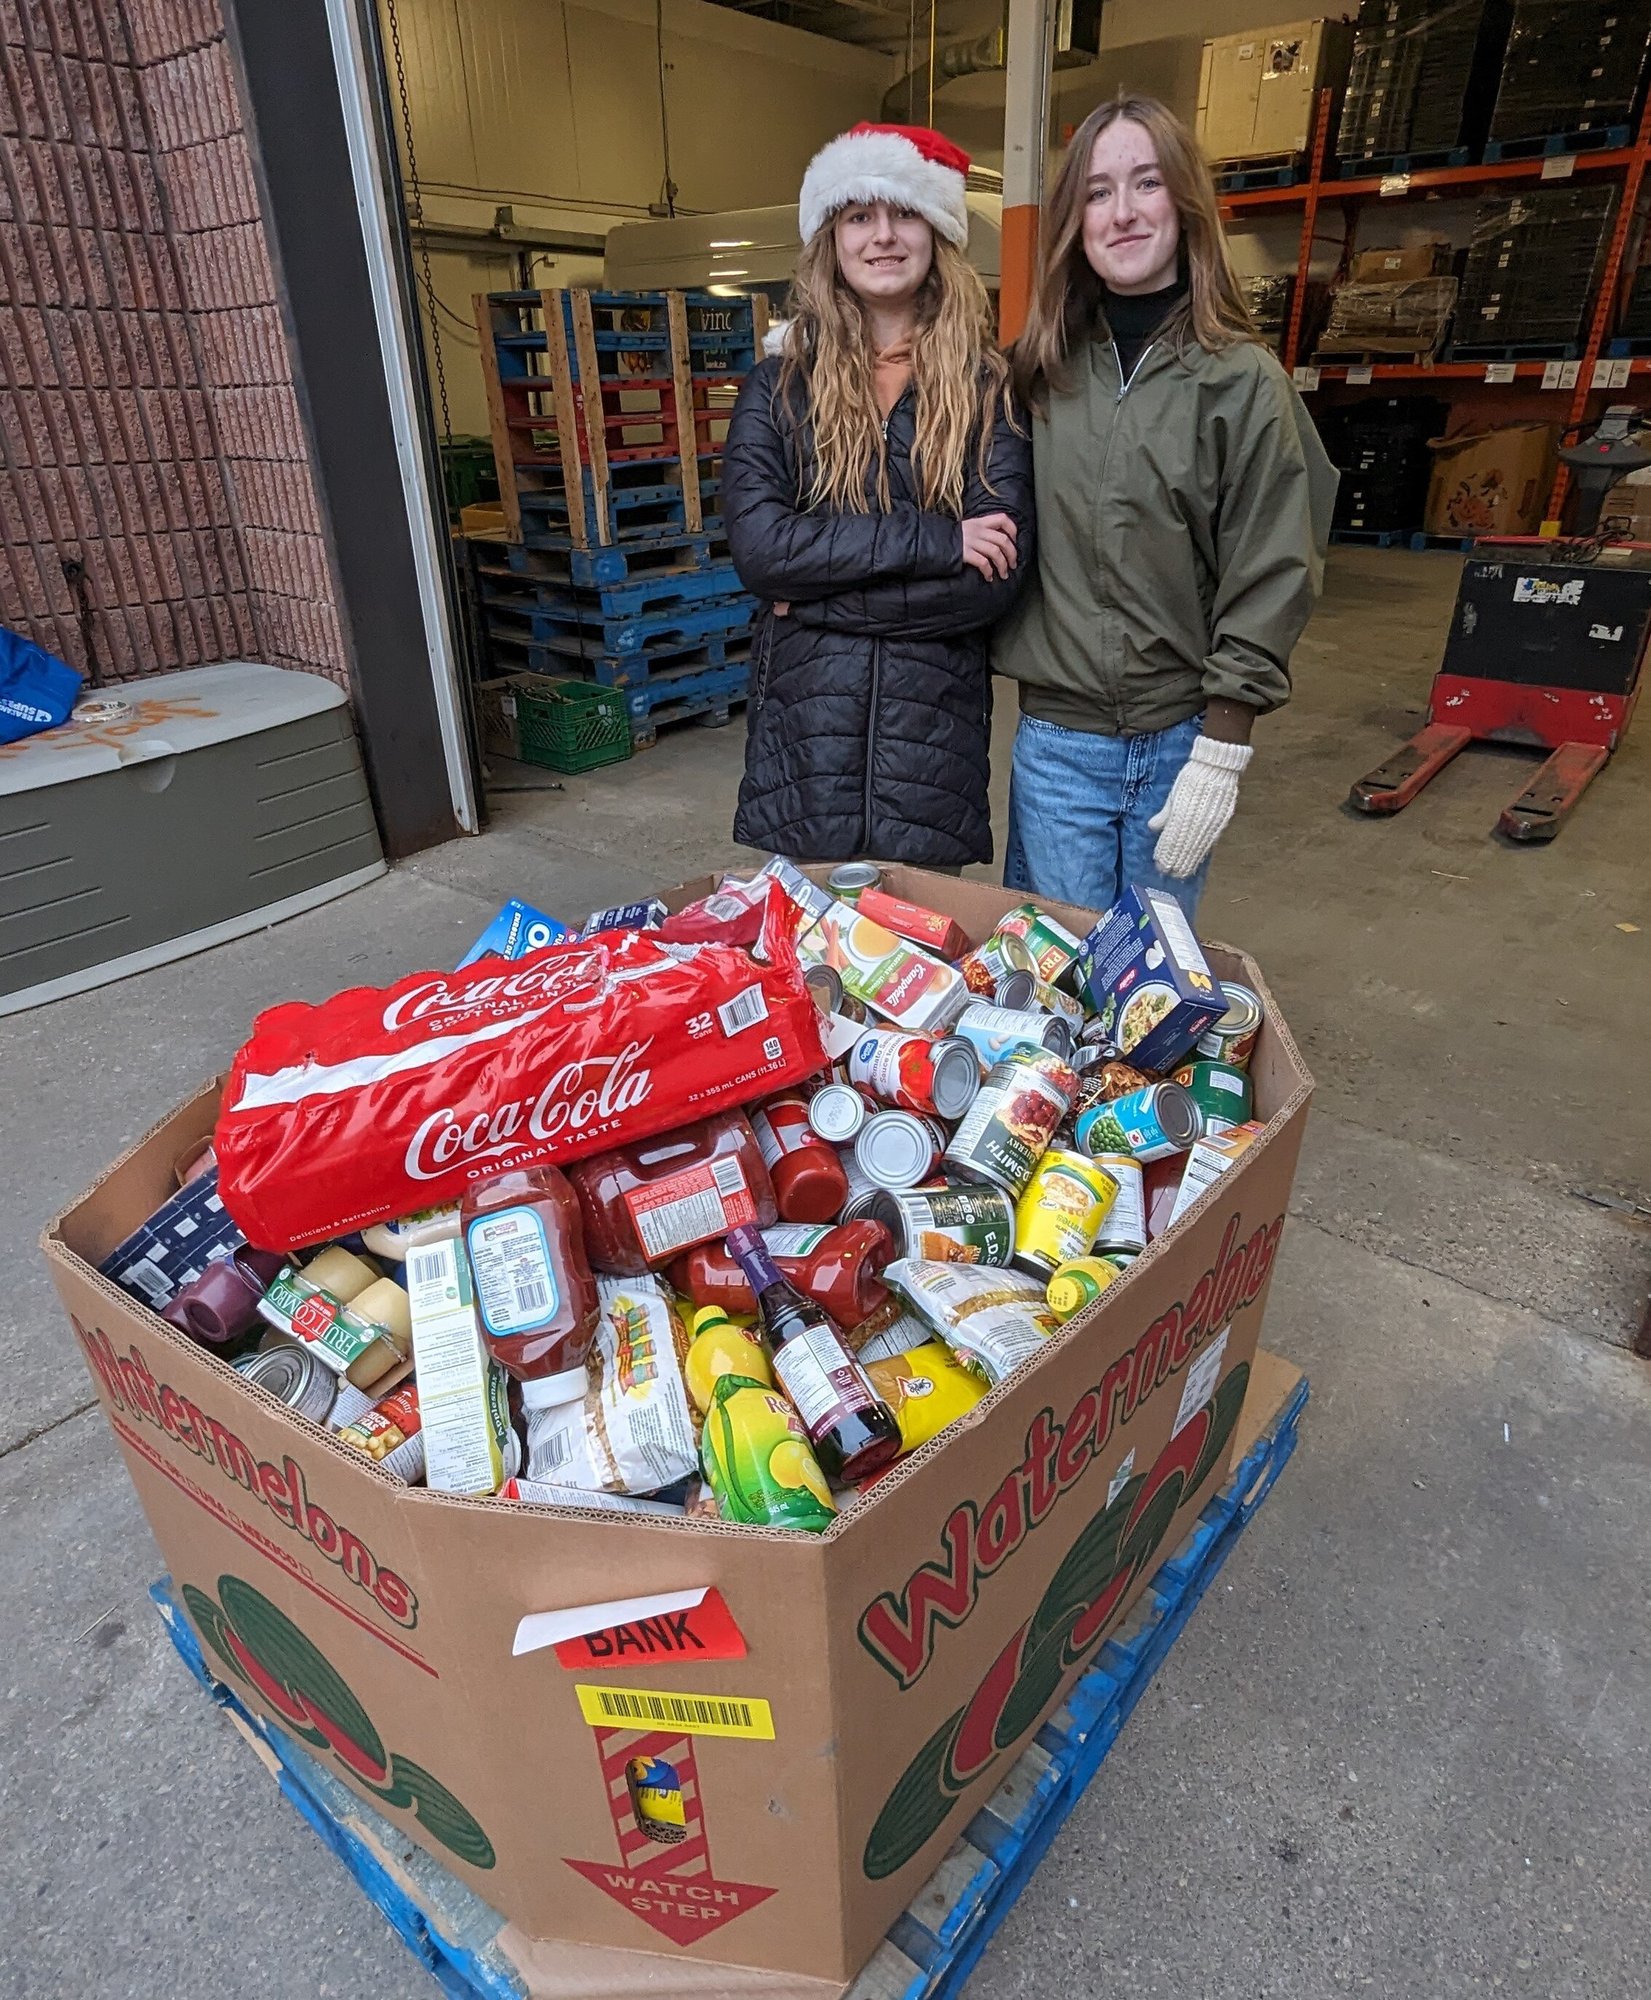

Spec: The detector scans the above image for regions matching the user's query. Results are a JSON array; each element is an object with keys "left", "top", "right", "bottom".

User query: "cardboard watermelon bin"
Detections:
[{"left": 41, "top": 867, "right": 1311, "bottom": 1986}]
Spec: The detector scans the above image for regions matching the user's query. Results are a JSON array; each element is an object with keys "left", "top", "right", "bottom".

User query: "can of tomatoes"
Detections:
[
  {"left": 1196, "top": 981, "right": 1265, "bottom": 1071},
  {"left": 957, "top": 929, "right": 1040, "bottom": 997},
  {"left": 1012, "top": 1150, "right": 1119, "bottom": 1277},
  {"left": 944, "top": 1047, "right": 1078, "bottom": 1198},
  {"left": 847, "top": 1027, "right": 981, "bottom": 1120}
]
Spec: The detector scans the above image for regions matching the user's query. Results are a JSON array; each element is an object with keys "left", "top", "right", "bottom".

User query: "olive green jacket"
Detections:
[{"left": 993, "top": 331, "right": 1338, "bottom": 735}]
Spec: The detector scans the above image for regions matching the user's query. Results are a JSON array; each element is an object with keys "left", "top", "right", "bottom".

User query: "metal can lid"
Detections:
[
  {"left": 1153, "top": 1083, "right": 1205, "bottom": 1149},
  {"left": 841, "top": 1185, "right": 892, "bottom": 1224},
  {"left": 928, "top": 1038, "right": 982, "bottom": 1120},
  {"left": 855, "top": 1111, "right": 940, "bottom": 1189},
  {"left": 237, "top": 1342, "right": 337, "bottom": 1423},
  {"left": 803, "top": 964, "right": 844, "bottom": 1015},
  {"left": 993, "top": 970, "right": 1038, "bottom": 1012},
  {"left": 991, "top": 931, "right": 1040, "bottom": 976},
  {"left": 1213, "top": 982, "right": 1264, "bottom": 1033},
  {"left": 808, "top": 1081, "right": 868, "bottom": 1142},
  {"left": 859, "top": 1188, "right": 908, "bottom": 1244},
  {"left": 827, "top": 862, "right": 882, "bottom": 895},
  {"left": 1042, "top": 1016, "right": 1076, "bottom": 1058}
]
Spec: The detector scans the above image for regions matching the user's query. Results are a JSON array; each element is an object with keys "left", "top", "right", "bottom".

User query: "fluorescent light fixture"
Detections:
[
  {"left": 709, "top": 239, "right": 754, "bottom": 249},
  {"left": 707, "top": 284, "right": 744, "bottom": 296}
]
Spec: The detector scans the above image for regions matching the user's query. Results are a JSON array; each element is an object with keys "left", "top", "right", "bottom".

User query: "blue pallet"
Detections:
[
  {"left": 1606, "top": 335, "right": 1651, "bottom": 358},
  {"left": 502, "top": 530, "right": 731, "bottom": 588},
  {"left": 1213, "top": 159, "right": 1298, "bottom": 192},
  {"left": 149, "top": 1373, "right": 1306, "bottom": 2000},
  {"left": 492, "top": 627, "right": 754, "bottom": 690},
  {"left": 627, "top": 659, "right": 750, "bottom": 743},
  {"left": 476, "top": 558, "right": 742, "bottom": 623},
  {"left": 485, "top": 595, "right": 753, "bottom": 663},
  {"left": 1447, "top": 338, "right": 1583, "bottom": 360},
  {"left": 518, "top": 492, "right": 725, "bottom": 549},
  {"left": 1483, "top": 124, "right": 1628, "bottom": 164},
  {"left": 1330, "top": 526, "right": 1417, "bottom": 549},
  {"left": 1338, "top": 144, "right": 1471, "bottom": 177}
]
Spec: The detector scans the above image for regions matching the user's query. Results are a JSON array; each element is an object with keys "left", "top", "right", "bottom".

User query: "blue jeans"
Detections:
[{"left": 1003, "top": 713, "right": 1210, "bottom": 922}]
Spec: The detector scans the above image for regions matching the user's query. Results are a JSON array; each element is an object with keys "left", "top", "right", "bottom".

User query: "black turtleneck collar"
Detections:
[{"left": 1100, "top": 275, "right": 1189, "bottom": 383}]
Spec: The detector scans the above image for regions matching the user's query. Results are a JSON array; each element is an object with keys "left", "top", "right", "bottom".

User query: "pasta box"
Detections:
[{"left": 1076, "top": 886, "right": 1225, "bottom": 1072}]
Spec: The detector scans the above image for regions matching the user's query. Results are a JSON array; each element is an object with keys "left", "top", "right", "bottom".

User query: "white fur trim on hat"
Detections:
[{"left": 799, "top": 128, "right": 970, "bottom": 250}]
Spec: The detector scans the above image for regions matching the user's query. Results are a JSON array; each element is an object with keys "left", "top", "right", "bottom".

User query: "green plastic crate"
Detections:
[
  {"left": 441, "top": 436, "right": 500, "bottom": 515},
  {"left": 513, "top": 674, "right": 632, "bottom": 774}
]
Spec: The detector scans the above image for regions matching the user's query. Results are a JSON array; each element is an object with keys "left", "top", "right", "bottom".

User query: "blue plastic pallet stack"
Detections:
[{"left": 473, "top": 288, "right": 768, "bottom": 748}]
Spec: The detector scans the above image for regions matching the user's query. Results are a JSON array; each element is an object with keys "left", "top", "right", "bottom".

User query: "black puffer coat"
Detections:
[{"left": 723, "top": 356, "right": 1034, "bottom": 867}]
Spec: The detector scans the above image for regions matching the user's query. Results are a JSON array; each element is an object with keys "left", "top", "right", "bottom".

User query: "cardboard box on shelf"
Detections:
[
  {"left": 1425, "top": 423, "right": 1558, "bottom": 539},
  {"left": 41, "top": 868, "right": 1313, "bottom": 1988},
  {"left": 1349, "top": 241, "right": 1452, "bottom": 284},
  {"left": 1196, "top": 17, "right": 1354, "bottom": 162},
  {"left": 1602, "top": 467, "right": 1651, "bottom": 544}
]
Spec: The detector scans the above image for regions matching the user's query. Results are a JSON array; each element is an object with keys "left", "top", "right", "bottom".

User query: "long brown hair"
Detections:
[
  {"left": 775, "top": 228, "right": 1012, "bottom": 515},
  {"left": 1012, "top": 94, "right": 1257, "bottom": 411}
]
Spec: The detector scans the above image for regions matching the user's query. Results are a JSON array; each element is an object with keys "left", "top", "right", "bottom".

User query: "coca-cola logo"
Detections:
[
  {"left": 381, "top": 951, "right": 611, "bottom": 1033},
  {"left": 403, "top": 1040, "right": 655, "bottom": 1181}
]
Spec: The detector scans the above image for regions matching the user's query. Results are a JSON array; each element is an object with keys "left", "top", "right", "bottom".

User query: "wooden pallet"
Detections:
[{"left": 148, "top": 1357, "right": 1307, "bottom": 2000}]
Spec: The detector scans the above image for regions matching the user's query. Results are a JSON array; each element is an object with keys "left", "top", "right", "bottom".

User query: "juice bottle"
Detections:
[
  {"left": 669, "top": 1219, "right": 894, "bottom": 1328},
  {"left": 726, "top": 1224, "right": 901, "bottom": 1484},
  {"left": 460, "top": 1166, "right": 600, "bottom": 1408},
  {"left": 684, "top": 1305, "right": 773, "bottom": 1414},
  {"left": 749, "top": 1091, "right": 850, "bottom": 1223},
  {"left": 699, "top": 1374, "right": 836, "bottom": 1531}
]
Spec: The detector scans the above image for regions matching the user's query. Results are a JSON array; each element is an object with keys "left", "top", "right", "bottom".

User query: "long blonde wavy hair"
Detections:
[
  {"left": 1012, "top": 94, "right": 1258, "bottom": 412},
  {"left": 776, "top": 226, "right": 1012, "bottom": 515}
]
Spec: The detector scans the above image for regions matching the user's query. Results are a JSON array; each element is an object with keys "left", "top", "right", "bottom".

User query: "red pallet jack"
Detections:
[{"left": 1349, "top": 406, "right": 1651, "bottom": 840}]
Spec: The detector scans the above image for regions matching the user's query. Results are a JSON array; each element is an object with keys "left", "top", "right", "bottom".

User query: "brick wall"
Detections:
[{"left": 0, "top": 0, "right": 350, "bottom": 689}]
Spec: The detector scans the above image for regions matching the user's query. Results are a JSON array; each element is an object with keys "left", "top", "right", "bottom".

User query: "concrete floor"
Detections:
[{"left": 4, "top": 546, "right": 1649, "bottom": 1997}]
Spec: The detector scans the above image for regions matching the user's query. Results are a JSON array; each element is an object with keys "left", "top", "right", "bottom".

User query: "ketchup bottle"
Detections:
[
  {"left": 568, "top": 1109, "right": 776, "bottom": 1275},
  {"left": 460, "top": 1166, "right": 600, "bottom": 1407},
  {"left": 750, "top": 1091, "right": 850, "bottom": 1223},
  {"left": 669, "top": 1220, "right": 894, "bottom": 1328},
  {"left": 726, "top": 1225, "right": 901, "bottom": 1484},
  {"left": 1143, "top": 1155, "right": 1184, "bottom": 1241}
]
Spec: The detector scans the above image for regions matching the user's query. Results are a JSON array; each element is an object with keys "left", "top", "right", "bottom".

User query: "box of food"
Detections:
[
  {"left": 1075, "top": 885, "right": 1226, "bottom": 1072},
  {"left": 796, "top": 898, "right": 970, "bottom": 1034},
  {"left": 43, "top": 866, "right": 1311, "bottom": 1986}
]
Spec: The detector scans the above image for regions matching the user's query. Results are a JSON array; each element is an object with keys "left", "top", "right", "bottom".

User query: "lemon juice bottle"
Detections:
[{"left": 700, "top": 1374, "right": 836, "bottom": 1532}]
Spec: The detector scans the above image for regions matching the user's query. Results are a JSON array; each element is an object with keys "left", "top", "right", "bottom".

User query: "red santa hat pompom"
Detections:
[{"left": 798, "top": 123, "right": 972, "bottom": 250}]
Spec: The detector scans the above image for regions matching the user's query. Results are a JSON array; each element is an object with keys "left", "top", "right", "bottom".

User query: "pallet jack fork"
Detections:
[{"left": 1349, "top": 407, "right": 1651, "bottom": 842}]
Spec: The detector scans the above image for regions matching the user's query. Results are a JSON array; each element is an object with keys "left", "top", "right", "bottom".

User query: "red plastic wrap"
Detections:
[{"left": 215, "top": 887, "right": 826, "bottom": 1249}]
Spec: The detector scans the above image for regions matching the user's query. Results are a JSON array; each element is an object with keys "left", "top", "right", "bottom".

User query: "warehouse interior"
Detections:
[{"left": 4, "top": 0, "right": 1651, "bottom": 1995}]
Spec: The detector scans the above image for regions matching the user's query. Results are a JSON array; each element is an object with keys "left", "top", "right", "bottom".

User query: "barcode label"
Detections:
[
  {"left": 718, "top": 984, "right": 768, "bottom": 1036},
  {"left": 410, "top": 1250, "right": 447, "bottom": 1290},
  {"left": 573, "top": 1683, "right": 776, "bottom": 1740},
  {"left": 515, "top": 1275, "right": 550, "bottom": 1314}
]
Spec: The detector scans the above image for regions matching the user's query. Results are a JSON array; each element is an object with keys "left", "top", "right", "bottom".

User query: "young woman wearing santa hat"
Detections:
[
  {"left": 993, "top": 95, "right": 1337, "bottom": 921},
  {"left": 722, "top": 123, "right": 1033, "bottom": 869}
]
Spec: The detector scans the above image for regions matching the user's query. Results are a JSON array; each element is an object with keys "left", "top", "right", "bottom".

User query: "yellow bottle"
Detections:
[
  {"left": 700, "top": 1375, "right": 835, "bottom": 1531},
  {"left": 684, "top": 1305, "right": 773, "bottom": 1414}
]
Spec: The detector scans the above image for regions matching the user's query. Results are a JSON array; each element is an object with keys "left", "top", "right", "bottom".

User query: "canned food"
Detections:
[
  {"left": 957, "top": 929, "right": 1039, "bottom": 996},
  {"left": 955, "top": 1001, "right": 1074, "bottom": 1075},
  {"left": 854, "top": 1110, "right": 948, "bottom": 1190},
  {"left": 1075, "top": 1061, "right": 1154, "bottom": 1111},
  {"left": 1076, "top": 1083, "right": 1203, "bottom": 1163},
  {"left": 993, "top": 970, "right": 1086, "bottom": 1025},
  {"left": 992, "top": 903, "right": 1085, "bottom": 988},
  {"left": 944, "top": 1047, "right": 1077, "bottom": 1198},
  {"left": 235, "top": 1341, "right": 338, "bottom": 1424},
  {"left": 336, "top": 1380, "right": 425, "bottom": 1483},
  {"left": 1170, "top": 1060, "right": 1254, "bottom": 1135},
  {"left": 847, "top": 1027, "right": 980, "bottom": 1119},
  {"left": 1089, "top": 1153, "right": 1147, "bottom": 1255},
  {"left": 866, "top": 1184, "right": 1017, "bottom": 1265},
  {"left": 808, "top": 1081, "right": 868, "bottom": 1143},
  {"left": 1012, "top": 1150, "right": 1119, "bottom": 1277},
  {"left": 803, "top": 964, "right": 844, "bottom": 1016},
  {"left": 1045, "top": 1257, "right": 1119, "bottom": 1321},
  {"left": 1196, "top": 981, "right": 1264, "bottom": 1070},
  {"left": 827, "top": 862, "right": 882, "bottom": 903}
]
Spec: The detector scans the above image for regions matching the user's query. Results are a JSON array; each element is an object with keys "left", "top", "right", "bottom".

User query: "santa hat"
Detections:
[{"left": 798, "top": 123, "right": 972, "bottom": 250}]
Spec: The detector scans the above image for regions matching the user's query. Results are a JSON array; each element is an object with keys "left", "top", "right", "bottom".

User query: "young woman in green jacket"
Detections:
[{"left": 993, "top": 95, "right": 1337, "bottom": 920}]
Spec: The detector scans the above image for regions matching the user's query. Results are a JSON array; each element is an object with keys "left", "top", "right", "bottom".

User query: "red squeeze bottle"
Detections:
[
  {"left": 460, "top": 1166, "right": 601, "bottom": 1406},
  {"left": 1143, "top": 1155, "right": 1184, "bottom": 1241},
  {"left": 669, "top": 1220, "right": 894, "bottom": 1327},
  {"left": 750, "top": 1090, "right": 850, "bottom": 1223}
]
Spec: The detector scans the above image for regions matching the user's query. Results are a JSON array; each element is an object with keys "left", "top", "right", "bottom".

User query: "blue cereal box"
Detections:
[
  {"left": 1075, "top": 885, "right": 1223, "bottom": 1073},
  {"left": 458, "top": 899, "right": 569, "bottom": 967}
]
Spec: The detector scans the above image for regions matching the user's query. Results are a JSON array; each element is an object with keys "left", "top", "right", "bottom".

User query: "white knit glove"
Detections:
[{"left": 1148, "top": 736, "right": 1254, "bottom": 879}]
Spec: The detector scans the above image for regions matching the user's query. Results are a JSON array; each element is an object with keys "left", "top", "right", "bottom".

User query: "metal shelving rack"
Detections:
[{"left": 1221, "top": 87, "right": 1651, "bottom": 521}]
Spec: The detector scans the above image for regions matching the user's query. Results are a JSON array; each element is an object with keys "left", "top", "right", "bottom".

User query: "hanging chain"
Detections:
[{"left": 385, "top": 0, "right": 453, "bottom": 443}]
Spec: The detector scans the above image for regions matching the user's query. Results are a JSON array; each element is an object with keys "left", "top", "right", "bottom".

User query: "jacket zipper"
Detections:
[
  {"left": 864, "top": 636, "right": 881, "bottom": 853},
  {"left": 1095, "top": 338, "right": 1157, "bottom": 731}
]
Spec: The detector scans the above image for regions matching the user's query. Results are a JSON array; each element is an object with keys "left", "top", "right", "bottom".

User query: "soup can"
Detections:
[
  {"left": 957, "top": 929, "right": 1039, "bottom": 996},
  {"left": 866, "top": 1184, "right": 1017, "bottom": 1266},
  {"left": 1045, "top": 1257, "right": 1119, "bottom": 1322},
  {"left": 1076, "top": 1083, "right": 1203, "bottom": 1163},
  {"left": 236, "top": 1341, "right": 338, "bottom": 1425},
  {"left": 1012, "top": 1150, "right": 1120, "bottom": 1278},
  {"left": 803, "top": 964, "right": 844, "bottom": 1016},
  {"left": 992, "top": 970, "right": 1085, "bottom": 1025},
  {"left": 955, "top": 1000, "right": 1074, "bottom": 1074},
  {"left": 1169, "top": 1060, "right": 1254, "bottom": 1135},
  {"left": 944, "top": 1047, "right": 1077, "bottom": 1198},
  {"left": 1088, "top": 1153, "right": 1147, "bottom": 1255},
  {"left": 1196, "top": 981, "right": 1264, "bottom": 1070},
  {"left": 827, "top": 862, "right": 882, "bottom": 904},
  {"left": 854, "top": 1110, "right": 948, "bottom": 1190},
  {"left": 847, "top": 1026, "right": 981, "bottom": 1120},
  {"left": 991, "top": 903, "right": 1086, "bottom": 988},
  {"left": 808, "top": 1080, "right": 868, "bottom": 1143}
]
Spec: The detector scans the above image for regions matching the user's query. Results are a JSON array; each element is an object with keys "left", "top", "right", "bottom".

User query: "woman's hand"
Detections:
[{"left": 960, "top": 513, "right": 1018, "bottom": 582}]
